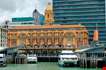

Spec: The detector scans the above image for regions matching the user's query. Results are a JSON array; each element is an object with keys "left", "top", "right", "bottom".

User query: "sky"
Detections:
[{"left": 0, "top": 0, "right": 52, "bottom": 22}]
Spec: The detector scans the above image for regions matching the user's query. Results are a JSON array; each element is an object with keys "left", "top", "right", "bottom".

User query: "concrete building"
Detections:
[
  {"left": 53, "top": 0, "right": 106, "bottom": 45},
  {"left": 0, "top": 21, "right": 8, "bottom": 48}
]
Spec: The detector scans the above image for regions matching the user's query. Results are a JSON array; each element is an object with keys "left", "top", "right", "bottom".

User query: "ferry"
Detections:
[
  {"left": 0, "top": 54, "right": 7, "bottom": 66},
  {"left": 58, "top": 50, "right": 78, "bottom": 66},
  {"left": 27, "top": 54, "right": 37, "bottom": 63}
]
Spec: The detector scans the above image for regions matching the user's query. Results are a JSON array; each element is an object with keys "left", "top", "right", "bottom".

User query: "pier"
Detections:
[
  {"left": 77, "top": 46, "right": 106, "bottom": 68},
  {"left": 79, "top": 52, "right": 106, "bottom": 68},
  {"left": 11, "top": 46, "right": 106, "bottom": 67}
]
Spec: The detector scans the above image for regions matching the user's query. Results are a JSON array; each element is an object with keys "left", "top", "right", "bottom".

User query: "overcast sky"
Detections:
[{"left": 0, "top": 0, "right": 52, "bottom": 22}]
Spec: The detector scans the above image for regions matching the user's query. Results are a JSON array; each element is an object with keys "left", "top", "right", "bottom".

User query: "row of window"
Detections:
[
  {"left": 12, "top": 22, "right": 34, "bottom": 24},
  {"left": 87, "top": 29, "right": 106, "bottom": 32},
  {"left": 53, "top": 3, "right": 104, "bottom": 8},
  {"left": 54, "top": 15, "right": 104, "bottom": 19},
  {"left": 0, "top": 44, "right": 6, "bottom": 47},
  {"left": 54, "top": 10, "right": 105, "bottom": 14},
  {"left": 56, "top": 19, "right": 105, "bottom": 21},
  {"left": 0, "top": 34, "right": 7, "bottom": 38},
  {"left": 54, "top": 18, "right": 105, "bottom": 21},
  {"left": 53, "top": 1, "right": 104, "bottom": 6},
  {"left": 83, "top": 23, "right": 105, "bottom": 26},
  {"left": 54, "top": 22, "right": 105, "bottom": 26},
  {"left": 54, "top": 6, "right": 105, "bottom": 10},
  {"left": 54, "top": 14, "right": 104, "bottom": 17},
  {"left": 54, "top": 7, "right": 105, "bottom": 11},
  {"left": 54, "top": 9, "right": 104, "bottom": 13},
  {"left": 53, "top": 0, "right": 103, "bottom": 2},
  {"left": 54, "top": 0, "right": 104, "bottom": 3},
  {"left": 88, "top": 30, "right": 106, "bottom": 33},
  {"left": 88, "top": 37, "right": 106, "bottom": 40},
  {"left": 0, "top": 40, "right": 6, "bottom": 43},
  {"left": 55, "top": 17, "right": 105, "bottom": 21},
  {"left": 90, "top": 32, "right": 106, "bottom": 34}
]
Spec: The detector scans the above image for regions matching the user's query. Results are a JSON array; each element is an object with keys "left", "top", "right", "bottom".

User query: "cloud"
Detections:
[
  {"left": 0, "top": 0, "right": 16, "bottom": 12},
  {"left": 0, "top": 0, "right": 52, "bottom": 22}
]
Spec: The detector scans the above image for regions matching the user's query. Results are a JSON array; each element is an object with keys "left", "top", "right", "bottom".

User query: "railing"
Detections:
[{"left": 19, "top": 47, "right": 76, "bottom": 50}]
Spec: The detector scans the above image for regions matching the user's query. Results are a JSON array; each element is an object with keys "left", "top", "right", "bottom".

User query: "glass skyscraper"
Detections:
[{"left": 53, "top": 0, "right": 106, "bottom": 45}]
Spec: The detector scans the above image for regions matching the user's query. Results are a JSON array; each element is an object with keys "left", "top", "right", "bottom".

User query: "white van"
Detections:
[
  {"left": 0, "top": 54, "right": 7, "bottom": 66},
  {"left": 58, "top": 50, "right": 78, "bottom": 66}
]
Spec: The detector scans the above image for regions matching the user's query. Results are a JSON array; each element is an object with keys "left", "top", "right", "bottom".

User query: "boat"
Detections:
[
  {"left": 27, "top": 54, "right": 37, "bottom": 63},
  {"left": 58, "top": 50, "right": 78, "bottom": 66}
]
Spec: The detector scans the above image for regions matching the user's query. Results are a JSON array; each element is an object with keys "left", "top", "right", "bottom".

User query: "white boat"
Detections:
[
  {"left": 27, "top": 54, "right": 37, "bottom": 63},
  {"left": 58, "top": 50, "right": 78, "bottom": 66},
  {"left": 0, "top": 54, "right": 7, "bottom": 66}
]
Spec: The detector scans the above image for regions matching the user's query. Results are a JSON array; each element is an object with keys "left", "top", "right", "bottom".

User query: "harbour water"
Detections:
[{"left": 0, "top": 62, "right": 101, "bottom": 70}]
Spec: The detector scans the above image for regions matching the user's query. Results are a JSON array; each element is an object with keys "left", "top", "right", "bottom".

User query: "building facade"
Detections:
[
  {"left": 7, "top": 25, "right": 88, "bottom": 48},
  {"left": 0, "top": 28, "right": 7, "bottom": 47},
  {"left": 7, "top": 3, "right": 89, "bottom": 49},
  {"left": 0, "top": 21, "right": 8, "bottom": 48},
  {"left": 53, "top": 0, "right": 106, "bottom": 45}
]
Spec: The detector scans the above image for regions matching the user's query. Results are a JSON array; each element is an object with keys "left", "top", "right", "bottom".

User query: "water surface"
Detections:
[{"left": 0, "top": 62, "right": 101, "bottom": 70}]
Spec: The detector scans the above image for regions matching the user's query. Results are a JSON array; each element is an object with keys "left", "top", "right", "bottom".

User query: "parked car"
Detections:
[
  {"left": 0, "top": 54, "right": 7, "bottom": 66},
  {"left": 58, "top": 50, "right": 78, "bottom": 66},
  {"left": 27, "top": 54, "right": 37, "bottom": 63}
]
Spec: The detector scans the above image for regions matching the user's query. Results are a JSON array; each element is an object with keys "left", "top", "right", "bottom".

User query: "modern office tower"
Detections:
[{"left": 53, "top": 0, "right": 106, "bottom": 45}]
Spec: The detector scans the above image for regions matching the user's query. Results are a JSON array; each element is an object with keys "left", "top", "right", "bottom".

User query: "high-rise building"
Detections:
[{"left": 53, "top": 0, "right": 106, "bottom": 45}]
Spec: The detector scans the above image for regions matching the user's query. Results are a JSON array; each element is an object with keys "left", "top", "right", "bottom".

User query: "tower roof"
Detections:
[
  {"left": 33, "top": 9, "right": 37, "bottom": 13},
  {"left": 33, "top": 9, "right": 39, "bottom": 14},
  {"left": 46, "top": 2, "right": 52, "bottom": 10}
]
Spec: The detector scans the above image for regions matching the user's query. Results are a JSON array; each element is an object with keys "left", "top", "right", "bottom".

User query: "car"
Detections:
[
  {"left": 27, "top": 54, "right": 37, "bottom": 63},
  {"left": 58, "top": 50, "right": 78, "bottom": 66},
  {"left": 0, "top": 54, "right": 7, "bottom": 66}
]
